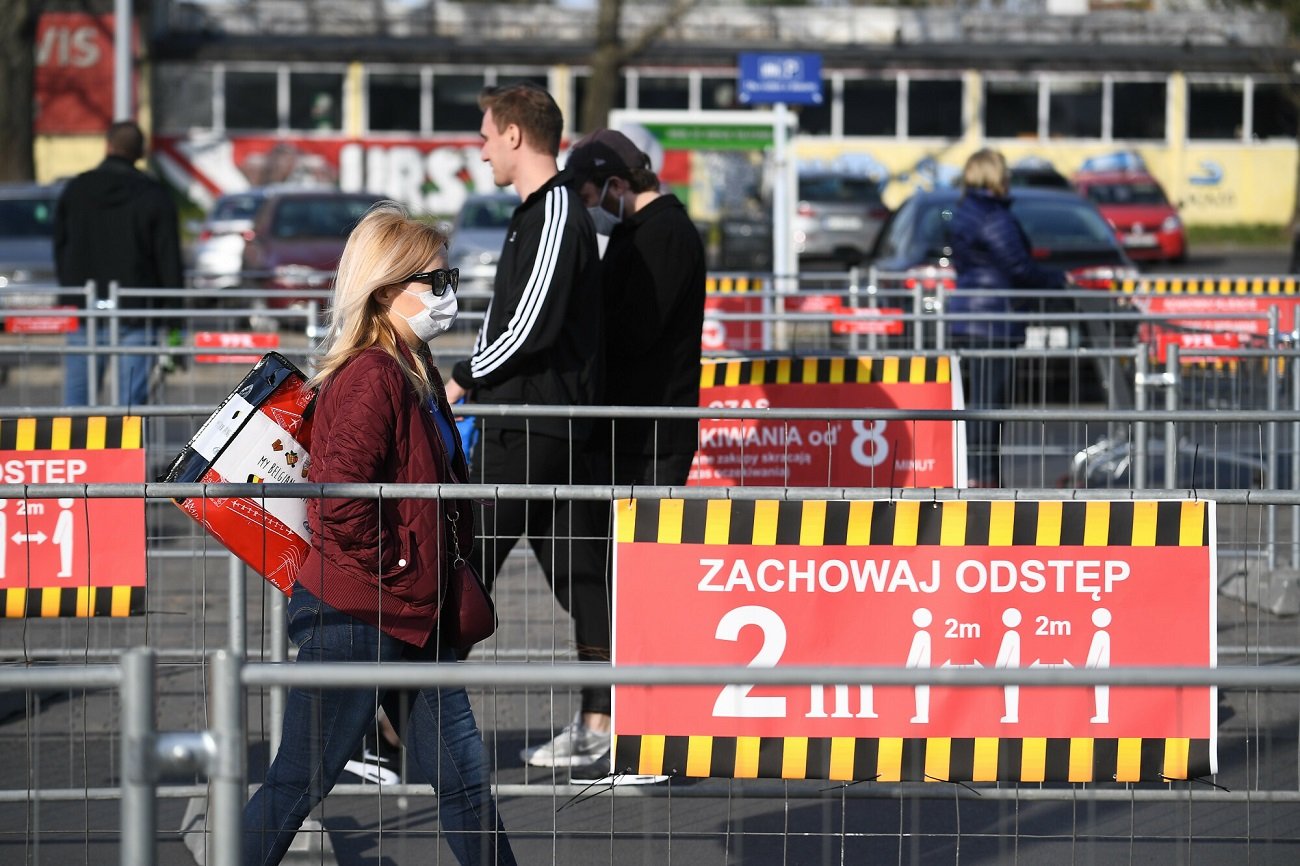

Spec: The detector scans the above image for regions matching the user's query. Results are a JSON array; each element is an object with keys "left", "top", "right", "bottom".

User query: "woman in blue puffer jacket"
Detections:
[{"left": 947, "top": 149, "right": 1068, "bottom": 486}]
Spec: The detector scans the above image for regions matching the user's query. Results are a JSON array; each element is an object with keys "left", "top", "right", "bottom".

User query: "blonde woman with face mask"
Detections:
[{"left": 243, "top": 203, "right": 516, "bottom": 866}]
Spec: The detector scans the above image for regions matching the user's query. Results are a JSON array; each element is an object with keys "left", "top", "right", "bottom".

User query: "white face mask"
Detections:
[
  {"left": 402, "top": 287, "right": 458, "bottom": 342},
  {"left": 587, "top": 178, "right": 624, "bottom": 236}
]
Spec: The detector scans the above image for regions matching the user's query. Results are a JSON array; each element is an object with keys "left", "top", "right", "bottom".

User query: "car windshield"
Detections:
[
  {"left": 798, "top": 175, "right": 881, "bottom": 203},
  {"left": 271, "top": 198, "right": 373, "bottom": 238},
  {"left": 211, "top": 194, "right": 264, "bottom": 222},
  {"left": 1012, "top": 200, "right": 1118, "bottom": 249},
  {"left": 903, "top": 200, "right": 957, "bottom": 258},
  {"left": 1082, "top": 182, "right": 1168, "bottom": 206},
  {"left": 0, "top": 197, "right": 56, "bottom": 238},
  {"left": 459, "top": 198, "right": 515, "bottom": 230},
  {"left": 898, "top": 196, "right": 1114, "bottom": 256}
]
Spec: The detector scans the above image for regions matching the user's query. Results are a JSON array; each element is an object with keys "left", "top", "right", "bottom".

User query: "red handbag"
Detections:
[{"left": 441, "top": 505, "right": 496, "bottom": 651}]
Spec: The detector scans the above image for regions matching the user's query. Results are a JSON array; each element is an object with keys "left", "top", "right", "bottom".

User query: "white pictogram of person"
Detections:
[
  {"left": 907, "top": 607, "right": 933, "bottom": 723},
  {"left": 52, "top": 499, "right": 76, "bottom": 578},
  {"left": 1087, "top": 607, "right": 1112, "bottom": 723},
  {"left": 996, "top": 607, "right": 1022, "bottom": 723},
  {"left": 0, "top": 500, "right": 6, "bottom": 579}
]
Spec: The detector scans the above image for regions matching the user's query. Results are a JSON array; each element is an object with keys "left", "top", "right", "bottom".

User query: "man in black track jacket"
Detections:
[{"left": 445, "top": 83, "right": 609, "bottom": 771}]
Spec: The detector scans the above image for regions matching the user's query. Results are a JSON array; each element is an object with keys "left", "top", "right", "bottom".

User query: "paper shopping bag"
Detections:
[{"left": 160, "top": 352, "right": 316, "bottom": 594}]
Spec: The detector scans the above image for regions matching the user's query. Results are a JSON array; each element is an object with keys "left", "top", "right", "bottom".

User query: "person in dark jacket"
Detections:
[
  {"left": 443, "top": 84, "right": 608, "bottom": 768},
  {"left": 54, "top": 120, "right": 183, "bottom": 406},
  {"left": 550, "top": 129, "right": 706, "bottom": 780},
  {"left": 948, "top": 148, "right": 1068, "bottom": 486},
  {"left": 243, "top": 204, "right": 516, "bottom": 866}
]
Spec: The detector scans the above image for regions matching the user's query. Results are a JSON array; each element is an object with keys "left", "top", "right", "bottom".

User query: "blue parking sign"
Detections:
[{"left": 738, "top": 53, "right": 823, "bottom": 106}]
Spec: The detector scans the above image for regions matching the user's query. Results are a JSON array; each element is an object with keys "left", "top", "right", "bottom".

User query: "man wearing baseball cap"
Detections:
[{"left": 551, "top": 129, "right": 706, "bottom": 784}]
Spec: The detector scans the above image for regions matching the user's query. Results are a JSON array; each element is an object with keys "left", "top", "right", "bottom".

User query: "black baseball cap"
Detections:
[{"left": 566, "top": 129, "right": 651, "bottom": 183}]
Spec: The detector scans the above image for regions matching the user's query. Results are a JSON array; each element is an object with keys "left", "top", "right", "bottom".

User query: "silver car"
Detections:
[
  {"left": 190, "top": 189, "right": 269, "bottom": 289},
  {"left": 0, "top": 182, "right": 62, "bottom": 309},
  {"left": 792, "top": 172, "right": 890, "bottom": 268},
  {"left": 449, "top": 191, "right": 519, "bottom": 289}
]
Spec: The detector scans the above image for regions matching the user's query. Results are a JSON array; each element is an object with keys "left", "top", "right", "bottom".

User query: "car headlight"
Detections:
[{"left": 1161, "top": 215, "right": 1182, "bottom": 232}]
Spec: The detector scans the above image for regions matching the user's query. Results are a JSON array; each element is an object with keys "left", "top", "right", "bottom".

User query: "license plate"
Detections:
[
  {"left": 824, "top": 216, "right": 863, "bottom": 231},
  {"left": 1124, "top": 233, "right": 1159, "bottom": 247}
]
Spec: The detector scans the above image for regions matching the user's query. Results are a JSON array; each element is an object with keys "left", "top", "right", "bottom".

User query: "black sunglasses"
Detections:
[{"left": 405, "top": 267, "right": 459, "bottom": 296}]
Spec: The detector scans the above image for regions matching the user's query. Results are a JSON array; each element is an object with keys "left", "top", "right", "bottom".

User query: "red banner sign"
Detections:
[
  {"left": 1134, "top": 294, "right": 1298, "bottom": 345},
  {"left": 689, "top": 356, "right": 962, "bottom": 488},
  {"left": 612, "top": 498, "right": 1217, "bottom": 782},
  {"left": 4, "top": 308, "right": 78, "bottom": 335},
  {"left": 702, "top": 295, "right": 765, "bottom": 352},
  {"left": 194, "top": 331, "right": 281, "bottom": 364},
  {"left": 0, "top": 449, "right": 145, "bottom": 592},
  {"left": 1153, "top": 331, "right": 1242, "bottom": 363}
]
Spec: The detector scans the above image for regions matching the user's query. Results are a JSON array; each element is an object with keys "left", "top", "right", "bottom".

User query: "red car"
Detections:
[
  {"left": 241, "top": 189, "right": 384, "bottom": 311},
  {"left": 1071, "top": 170, "right": 1186, "bottom": 263}
]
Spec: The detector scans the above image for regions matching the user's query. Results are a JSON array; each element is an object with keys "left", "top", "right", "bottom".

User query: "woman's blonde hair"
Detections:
[
  {"left": 307, "top": 202, "right": 447, "bottom": 400},
  {"left": 962, "top": 148, "right": 1010, "bottom": 198}
]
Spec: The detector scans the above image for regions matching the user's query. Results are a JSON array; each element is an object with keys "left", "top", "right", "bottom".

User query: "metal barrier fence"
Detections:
[{"left": 3, "top": 277, "right": 1300, "bottom": 862}]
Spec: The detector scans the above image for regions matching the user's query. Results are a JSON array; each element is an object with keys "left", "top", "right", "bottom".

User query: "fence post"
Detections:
[
  {"left": 83, "top": 280, "right": 99, "bottom": 408},
  {"left": 1267, "top": 305, "right": 1280, "bottom": 570},
  {"left": 1133, "top": 350, "right": 1148, "bottom": 489},
  {"left": 1164, "top": 343, "right": 1179, "bottom": 490},
  {"left": 121, "top": 648, "right": 157, "bottom": 866},
  {"left": 269, "top": 587, "right": 287, "bottom": 757},
  {"left": 208, "top": 650, "right": 246, "bottom": 866},
  {"left": 229, "top": 554, "right": 246, "bottom": 657},
  {"left": 1293, "top": 340, "right": 1300, "bottom": 568},
  {"left": 108, "top": 280, "right": 121, "bottom": 406}
]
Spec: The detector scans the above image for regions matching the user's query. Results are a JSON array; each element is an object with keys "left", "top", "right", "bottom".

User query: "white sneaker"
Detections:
[
  {"left": 570, "top": 755, "right": 668, "bottom": 786},
  {"left": 341, "top": 748, "right": 401, "bottom": 785},
  {"left": 520, "top": 716, "right": 611, "bottom": 768}
]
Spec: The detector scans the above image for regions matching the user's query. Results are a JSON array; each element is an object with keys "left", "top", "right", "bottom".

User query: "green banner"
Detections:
[{"left": 643, "top": 122, "right": 774, "bottom": 152}]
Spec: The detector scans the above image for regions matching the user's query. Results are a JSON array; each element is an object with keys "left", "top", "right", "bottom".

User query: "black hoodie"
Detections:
[{"left": 54, "top": 155, "right": 184, "bottom": 316}]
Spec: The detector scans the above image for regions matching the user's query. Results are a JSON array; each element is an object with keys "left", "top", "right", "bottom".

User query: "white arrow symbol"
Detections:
[
  {"left": 940, "top": 659, "right": 985, "bottom": 669},
  {"left": 12, "top": 531, "right": 48, "bottom": 545},
  {"left": 1030, "top": 659, "right": 1075, "bottom": 669}
]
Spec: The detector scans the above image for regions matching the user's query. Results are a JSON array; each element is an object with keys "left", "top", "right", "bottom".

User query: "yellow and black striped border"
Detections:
[
  {"left": 1120, "top": 276, "right": 1300, "bottom": 296},
  {"left": 616, "top": 499, "right": 1209, "bottom": 548},
  {"left": 0, "top": 416, "right": 144, "bottom": 451},
  {"left": 1, "top": 416, "right": 145, "bottom": 618},
  {"left": 615, "top": 498, "right": 1211, "bottom": 782},
  {"left": 701, "top": 356, "right": 951, "bottom": 389},
  {"left": 3, "top": 586, "right": 144, "bottom": 618},
  {"left": 706, "top": 276, "right": 764, "bottom": 294},
  {"left": 612, "top": 733, "right": 1213, "bottom": 783}
]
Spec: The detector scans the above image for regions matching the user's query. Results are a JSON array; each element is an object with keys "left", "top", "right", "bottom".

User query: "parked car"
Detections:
[
  {"left": 448, "top": 191, "right": 518, "bottom": 289},
  {"left": 869, "top": 186, "right": 1135, "bottom": 290},
  {"left": 793, "top": 172, "right": 890, "bottom": 268},
  {"left": 0, "top": 181, "right": 62, "bottom": 310},
  {"left": 190, "top": 189, "right": 270, "bottom": 290},
  {"left": 867, "top": 186, "right": 1138, "bottom": 401},
  {"left": 241, "top": 189, "right": 383, "bottom": 313},
  {"left": 1010, "top": 162, "right": 1072, "bottom": 190},
  {"left": 1071, "top": 170, "right": 1186, "bottom": 263}
]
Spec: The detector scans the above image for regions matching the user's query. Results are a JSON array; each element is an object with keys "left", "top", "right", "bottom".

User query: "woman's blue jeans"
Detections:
[{"left": 242, "top": 585, "right": 516, "bottom": 866}]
